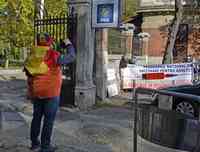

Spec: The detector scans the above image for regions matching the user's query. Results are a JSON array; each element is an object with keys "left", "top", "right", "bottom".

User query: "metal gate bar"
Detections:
[
  {"left": 34, "top": 15, "right": 76, "bottom": 43},
  {"left": 133, "top": 88, "right": 200, "bottom": 152}
]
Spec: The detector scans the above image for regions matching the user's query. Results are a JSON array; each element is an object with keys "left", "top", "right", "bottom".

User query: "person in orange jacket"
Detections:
[{"left": 24, "top": 33, "right": 75, "bottom": 152}]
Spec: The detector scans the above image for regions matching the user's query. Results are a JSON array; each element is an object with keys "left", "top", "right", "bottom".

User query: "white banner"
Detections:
[
  {"left": 140, "top": 0, "right": 175, "bottom": 7},
  {"left": 121, "top": 63, "right": 194, "bottom": 89}
]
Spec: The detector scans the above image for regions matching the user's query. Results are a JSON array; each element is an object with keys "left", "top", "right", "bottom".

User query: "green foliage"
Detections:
[
  {"left": 0, "top": 0, "right": 7, "bottom": 15},
  {"left": 0, "top": 0, "right": 69, "bottom": 67},
  {"left": 45, "top": 0, "right": 68, "bottom": 16},
  {"left": 0, "top": 0, "right": 34, "bottom": 52},
  {"left": 123, "top": 0, "right": 137, "bottom": 20},
  {"left": 0, "top": 0, "right": 34, "bottom": 67}
]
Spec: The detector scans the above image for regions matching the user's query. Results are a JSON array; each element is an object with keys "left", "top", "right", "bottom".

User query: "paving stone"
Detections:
[
  {"left": 0, "top": 142, "right": 4, "bottom": 148},
  {"left": 3, "top": 112, "right": 24, "bottom": 121}
]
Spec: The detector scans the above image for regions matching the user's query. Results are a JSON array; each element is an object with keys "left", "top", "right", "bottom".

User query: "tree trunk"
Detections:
[
  {"left": 34, "top": 0, "right": 45, "bottom": 19},
  {"left": 162, "top": 0, "right": 183, "bottom": 64},
  {"left": 4, "top": 59, "right": 9, "bottom": 69}
]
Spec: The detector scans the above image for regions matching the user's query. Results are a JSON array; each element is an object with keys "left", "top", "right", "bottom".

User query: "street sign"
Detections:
[{"left": 92, "top": 0, "right": 121, "bottom": 28}]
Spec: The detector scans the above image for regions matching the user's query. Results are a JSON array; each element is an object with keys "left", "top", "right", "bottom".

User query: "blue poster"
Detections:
[
  {"left": 92, "top": 0, "right": 120, "bottom": 28},
  {"left": 97, "top": 4, "right": 114, "bottom": 24}
]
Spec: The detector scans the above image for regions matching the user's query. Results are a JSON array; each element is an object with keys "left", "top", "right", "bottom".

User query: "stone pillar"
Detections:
[
  {"left": 22, "top": 47, "right": 28, "bottom": 60},
  {"left": 0, "top": 108, "right": 2, "bottom": 130},
  {"left": 121, "top": 31, "right": 133, "bottom": 57},
  {"left": 120, "top": 24, "right": 134, "bottom": 58},
  {"left": 138, "top": 32, "right": 150, "bottom": 65},
  {"left": 69, "top": 0, "right": 96, "bottom": 110},
  {"left": 95, "top": 29, "right": 108, "bottom": 101}
]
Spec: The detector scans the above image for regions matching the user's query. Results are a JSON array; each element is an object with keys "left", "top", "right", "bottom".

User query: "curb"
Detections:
[{"left": 0, "top": 69, "right": 23, "bottom": 75}]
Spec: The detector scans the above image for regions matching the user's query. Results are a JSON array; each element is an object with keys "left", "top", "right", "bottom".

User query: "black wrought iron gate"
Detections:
[{"left": 34, "top": 14, "right": 77, "bottom": 107}]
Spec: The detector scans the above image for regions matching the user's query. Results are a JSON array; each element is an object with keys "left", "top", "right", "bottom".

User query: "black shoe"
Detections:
[
  {"left": 39, "top": 145, "right": 57, "bottom": 152},
  {"left": 30, "top": 142, "right": 40, "bottom": 151}
]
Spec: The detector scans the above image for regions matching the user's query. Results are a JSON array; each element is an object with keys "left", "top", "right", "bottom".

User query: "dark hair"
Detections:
[
  {"left": 37, "top": 33, "right": 50, "bottom": 44},
  {"left": 59, "top": 39, "right": 67, "bottom": 48},
  {"left": 37, "top": 33, "right": 53, "bottom": 46}
]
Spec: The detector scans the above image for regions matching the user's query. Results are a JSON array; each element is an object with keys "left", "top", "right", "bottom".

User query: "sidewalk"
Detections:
[
  {"left": 0, "top": 70, "right": 188, "bottom": 152},
  {"left": 0, "top": 102, "right": 133, "bottom": 152}
]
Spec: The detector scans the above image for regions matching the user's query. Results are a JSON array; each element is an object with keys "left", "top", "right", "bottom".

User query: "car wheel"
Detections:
[{"left": 174, "top": 100, "right": 197, "bottom": 117}]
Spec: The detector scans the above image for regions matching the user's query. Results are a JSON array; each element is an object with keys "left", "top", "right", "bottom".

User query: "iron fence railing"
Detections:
[
  {"left": 34, "top": 14, "right": 77, "bottom": 45},
  {"left": 133, "top": 87, "right": 200, "bottom": 152},
  {"left": 0, "top": 106, "right": 2, "bottom": 130}
]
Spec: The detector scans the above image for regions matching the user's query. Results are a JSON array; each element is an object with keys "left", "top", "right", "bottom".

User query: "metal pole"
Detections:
[
  {"left": 40, "top": 0, "right": 45, "bottom": 19},
  {"left": 133, "top": 88, "right": 138, "bottom": 152},
  {"left": 0, "top": 108, "right": 2, "bottom": 130}
]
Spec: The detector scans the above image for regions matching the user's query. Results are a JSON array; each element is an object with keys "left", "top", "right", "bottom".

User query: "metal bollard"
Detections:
[
  {"left": 0, "top": 108, "right": 2, "bottom": 130},
  {"left": 133, "top": 87, "right": 138, "bottom": 152}
]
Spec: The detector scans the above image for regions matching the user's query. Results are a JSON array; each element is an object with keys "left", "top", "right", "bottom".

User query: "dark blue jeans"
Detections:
[{"left": 31, "top": 97, "right": 59, "bottom": 150}]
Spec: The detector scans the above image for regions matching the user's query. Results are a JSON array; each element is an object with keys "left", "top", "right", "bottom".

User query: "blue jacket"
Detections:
[{"left": 57, "top": 44, "right": 75, "bottom": 65}]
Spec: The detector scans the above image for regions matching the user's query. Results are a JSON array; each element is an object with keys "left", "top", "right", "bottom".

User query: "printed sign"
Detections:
[
  {"left": 139, "top": 0, "right": 193, "bottom": 8},
  {"left": 107, "top": 69, "right": 116, "bottom": 81},
  {"left": 121, "top": 63, "right": 194, "bottom": 89},
  {"left": 92, "top": 0, "right": 120, "bottom": 28},
  {"left": 139, "top": 0, "right": 175, "bottom": 7},
  {"left": 107, "top": 84, "right": 119, "bottom": 97},
  {"left": 107, "top": 68, "right": 119, "bottom": 97},
  {"left": 97, "top": 4, "right": 114, "bottom": 23}
]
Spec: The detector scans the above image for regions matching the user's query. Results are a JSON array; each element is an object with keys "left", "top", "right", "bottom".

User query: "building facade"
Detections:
[{"left": 131, "top": 0, "right": 200, "bottom": 63}]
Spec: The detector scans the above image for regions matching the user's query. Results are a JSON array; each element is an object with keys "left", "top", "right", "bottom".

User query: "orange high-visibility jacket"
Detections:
[{"left": 27, "top": 49, "right": 62, "bottom": 98}]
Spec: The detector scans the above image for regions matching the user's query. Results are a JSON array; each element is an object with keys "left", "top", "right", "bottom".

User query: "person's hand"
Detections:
[{"left": 63, "top": 38, "right": 72, "bottom": 46}]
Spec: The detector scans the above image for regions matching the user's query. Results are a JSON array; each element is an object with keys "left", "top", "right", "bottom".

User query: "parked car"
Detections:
[{"left": 161, "top": 84, "right": 200, "bottom": 118}]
